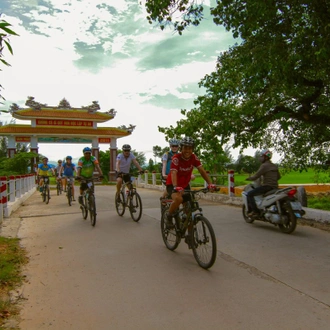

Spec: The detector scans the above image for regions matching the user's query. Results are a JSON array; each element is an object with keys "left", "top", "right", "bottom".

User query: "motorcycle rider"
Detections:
[{"left": 246, "top": 149, "right": 281, "bottom": 217}]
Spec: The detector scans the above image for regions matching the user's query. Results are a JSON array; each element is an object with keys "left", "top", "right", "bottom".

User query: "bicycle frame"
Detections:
[
  {"left": 39, "top": 176, "right": 50, "bottom": 204},
  {"left": 162, "top": 190, "right": 203, "bottom": 233}
]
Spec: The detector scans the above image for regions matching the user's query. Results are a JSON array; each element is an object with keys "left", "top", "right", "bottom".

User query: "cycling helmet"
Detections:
[
  {"left": 42, "top": 157, "right": 48, "bottom": 161},
  {"left": 180, "top": 136, "right": 195, "bottom": 147},
  {"left": 261, "top": 149, "right": 272, "bottom": 159},
  {"left": 66, "top": 156, "right": 72, "bottom": 160},
  {"left": 83, "top": 147, "right": 92, "bottom": 153},
  {"left": 58, "top": 159, "right": 62, "bottom": 163},
  {"left": 122, "top": 144, "right": 131, "bottom": 151},
  {"left": 169, "top": 138, "right": 180, "bottom": 146}
]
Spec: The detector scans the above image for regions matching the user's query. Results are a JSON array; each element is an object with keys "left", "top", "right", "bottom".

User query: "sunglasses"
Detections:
[
  {"left": 123, "top": 150, "right": 130, "bottom": 152},
  {"left": 171, "top": 145, "right": 179, "bottom": 147}
]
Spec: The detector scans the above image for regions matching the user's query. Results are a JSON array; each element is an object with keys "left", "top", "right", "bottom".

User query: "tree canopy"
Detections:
[
  {"left": 145, "top": 0, "right": 330, "bottom": 169},
  {"left": 0, "top": 16, "right": 18, "bottom": 103}
]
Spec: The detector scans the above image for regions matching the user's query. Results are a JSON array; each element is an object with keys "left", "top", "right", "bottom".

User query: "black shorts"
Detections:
[
  {"left": 116, "top": 172, "right": 131, "bottom": 183},
  {"left": 166, "top": 184, "right": 191, "bottom": 203}
]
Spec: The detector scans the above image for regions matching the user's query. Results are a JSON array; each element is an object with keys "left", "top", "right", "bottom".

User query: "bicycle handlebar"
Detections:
[
  {"left": 76, "top": 176, "right": 102, "bottom": 182},
  {"left": 175, "top": 187, "right": 220, "bottom": 195}
]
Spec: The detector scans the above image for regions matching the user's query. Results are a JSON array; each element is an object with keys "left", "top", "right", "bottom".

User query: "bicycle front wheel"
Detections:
[
  {"left": 81, "top": 196, "right": 88, "bottom": 219},
  {"left": 41, "top": 187, "right": 46, "bottom": 202},
  {"left": 191, "top": 216, "right": 217, "bottom": 269},
  {"left": 115, "top": 191, "right": 125, "bottom": 216},
  {"left": 67, "top": 186, "right": 72, "bottom": 206},
  {"left": 89, "top": 195, "right": 96, "bottom": 226},
  {"left": 129, "top": 192, "right": 142, "bottom": 222},
  {"left": 160, "top": 207, "right": 180, "bottom": 251},
  {"left": 57, "top": 183, "right": 60, "bottom": 195},
  {"left": 45, "top": 185, "right": 50, "bottom": 204}
]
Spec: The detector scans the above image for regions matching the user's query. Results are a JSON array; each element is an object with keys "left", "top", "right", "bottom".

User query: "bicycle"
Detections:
[
  {"left": 77, "top": 176, "right": 100, "bottom": 226},
  {"left": 160, "top": 187, "right": 218, "bottom": 269},
  {"left": 66, "top": 177, "right": 75, "bottom": 206},
  {"left": 39, "top": 175, "right": 51, "bottom": 204},
  {"left": 56, "top": 177, "right": 63, "bottom": 195},
  {"left": 115, "top": 175, "right": 142, "bottom": 222}
]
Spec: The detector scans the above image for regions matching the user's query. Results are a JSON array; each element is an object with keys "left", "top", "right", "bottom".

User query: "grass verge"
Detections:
[{"left": 0, "top": 237, "right": 28, "bottom": 329}]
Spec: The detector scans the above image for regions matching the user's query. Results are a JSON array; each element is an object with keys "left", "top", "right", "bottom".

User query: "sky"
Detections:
[{"left": 0, "top": 0, "right": 248, "bottom": 165}]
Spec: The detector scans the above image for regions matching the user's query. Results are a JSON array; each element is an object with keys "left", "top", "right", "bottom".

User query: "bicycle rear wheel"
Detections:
[
  {"left": 45, "top": 185, "right": 50, "bottom": 204},
  {"left": 191, "top": 216, "right": 217, "bottom": 269},
  {"left": 115, "top": 191, "right": 125, "bottom": 216},
  {"left": 160, "top": 207, "right": 181, "bottom": 251},
  {"left": 89, "top": 195, "right": 96, "bottom": 226},
  {"left": 129, "top": 192, "right": 142, "bottom": 222}
]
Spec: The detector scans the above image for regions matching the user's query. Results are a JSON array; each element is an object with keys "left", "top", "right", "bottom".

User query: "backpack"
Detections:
[{"left": 162, "top": 151, "right": 173, "bottom": 177}]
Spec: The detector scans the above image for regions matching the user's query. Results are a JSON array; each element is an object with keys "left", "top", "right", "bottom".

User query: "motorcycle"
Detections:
[{"left": 242, "top": 181, "right": 305, "bottom": 234}]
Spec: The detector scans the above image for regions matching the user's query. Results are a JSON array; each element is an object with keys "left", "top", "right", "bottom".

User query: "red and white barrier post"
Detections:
[
  {"left": 228, "top": 170, "right": 235, "bottom": 197},
  {"left": 0, "top": 176, "right": 7, "bottom": 221}
]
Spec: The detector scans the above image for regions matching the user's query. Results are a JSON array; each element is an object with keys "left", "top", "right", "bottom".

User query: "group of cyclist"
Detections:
[{"left": 36, "top": 137, "right": 218, "bottom": 220}]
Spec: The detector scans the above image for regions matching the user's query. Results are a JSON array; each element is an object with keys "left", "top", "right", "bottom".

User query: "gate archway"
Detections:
[{"left": 0, "top": 97, "right": 134, "bottom": 181}]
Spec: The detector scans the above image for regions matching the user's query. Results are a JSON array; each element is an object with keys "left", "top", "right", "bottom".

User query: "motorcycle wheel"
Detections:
[
  {"left": 278, "top": 201, "right": 297, "bottom": 234},
  {"left": 242, "top": 204, "right": 255, "bottom": 223}
]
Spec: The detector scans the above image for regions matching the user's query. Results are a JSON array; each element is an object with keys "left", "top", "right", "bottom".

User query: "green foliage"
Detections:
[
  {"left": 0, "top": 16, "right": 19, "bottom": 103},
  {"left": 308, "top": 196, "right": 330, "bottom": 211},
  {"left": 0, "top": 237, "right": 28, "bottom": 326},
  {"left": 0, "top": 152, "right": 38, "bottom": 175},
  {"left": 145, "top": 0, "right": 204, "bottom": 35},
  {"left": 131, "top": 150, "right": 146, "bottom": 174},
  {"left": 0, "top": 137, "right": 6, "bottom": 158},
  {"left": 146, "top": 1, "right": 330, "bottom": 170},
  {"left": 234, "top": 152, "right": 261, "bottom": 174},
  {"left": 99, "top": 150, "right": 110, "bottom": 180}
]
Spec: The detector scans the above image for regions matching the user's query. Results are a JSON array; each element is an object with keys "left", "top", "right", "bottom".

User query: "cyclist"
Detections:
[
  {"left": 55, "top": 159, "right": 63, "bottom": 191},
  {"left": 165, "top": 136, "right": 216, "bottom": 228},
  {"left": 76, "top": 147, "right": 104, "bottom": 205},
  {"left": 115, "top": 144, "right": 144, "bottom": 201},
  {"left": 161, "top": 138, "right": 180, "bottom": 185},
  {"left": 59, "top": 156, "right": 76, "bottom": 200},
  {"left": 161, "top": 138, "right": 195, "bottom": 198},
  {"left": 37, "top": 157, "right": 55, "bottom": 192}
]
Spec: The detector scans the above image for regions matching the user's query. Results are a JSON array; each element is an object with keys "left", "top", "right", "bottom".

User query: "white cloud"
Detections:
[{"left": 0, "top": 1, "right": 237, "bottom": 164}]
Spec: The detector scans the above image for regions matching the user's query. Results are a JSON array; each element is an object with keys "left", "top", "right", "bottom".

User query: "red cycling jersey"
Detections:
[{"left": 166, "top": 153, "right": 202, "bottom": 188}]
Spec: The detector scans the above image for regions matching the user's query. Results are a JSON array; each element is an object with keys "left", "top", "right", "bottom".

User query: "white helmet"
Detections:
[
  {"left": 261, "top": 149, "right": 272, "bottom": 159},
  {"left": 169, "top": 138, "right": 180, "bottom": 146}
]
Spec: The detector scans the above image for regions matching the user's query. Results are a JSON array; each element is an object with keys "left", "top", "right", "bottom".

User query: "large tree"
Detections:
[
  {"left": 0, "top": 16, "right": 18, "bottom": 103},
  {"left": 145, "top": 1, "right": 330, "bottom": 169}
]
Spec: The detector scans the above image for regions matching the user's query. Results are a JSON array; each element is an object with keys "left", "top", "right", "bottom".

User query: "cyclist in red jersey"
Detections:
[{"left": 165, "top": 136, "right": 216, "bottom": 228}]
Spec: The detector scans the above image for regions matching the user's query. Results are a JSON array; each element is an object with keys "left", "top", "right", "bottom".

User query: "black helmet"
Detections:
[
  {"left": 122, "top": 144, "right": 131, "bottom": 151},
  {"left": 180, "top": 136, "right": 195, "bottom": 147}
]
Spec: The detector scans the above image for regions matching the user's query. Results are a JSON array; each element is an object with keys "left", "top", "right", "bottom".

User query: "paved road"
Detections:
[{"left": 2, "top": 186, "right": 330, "bottom": 329}]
